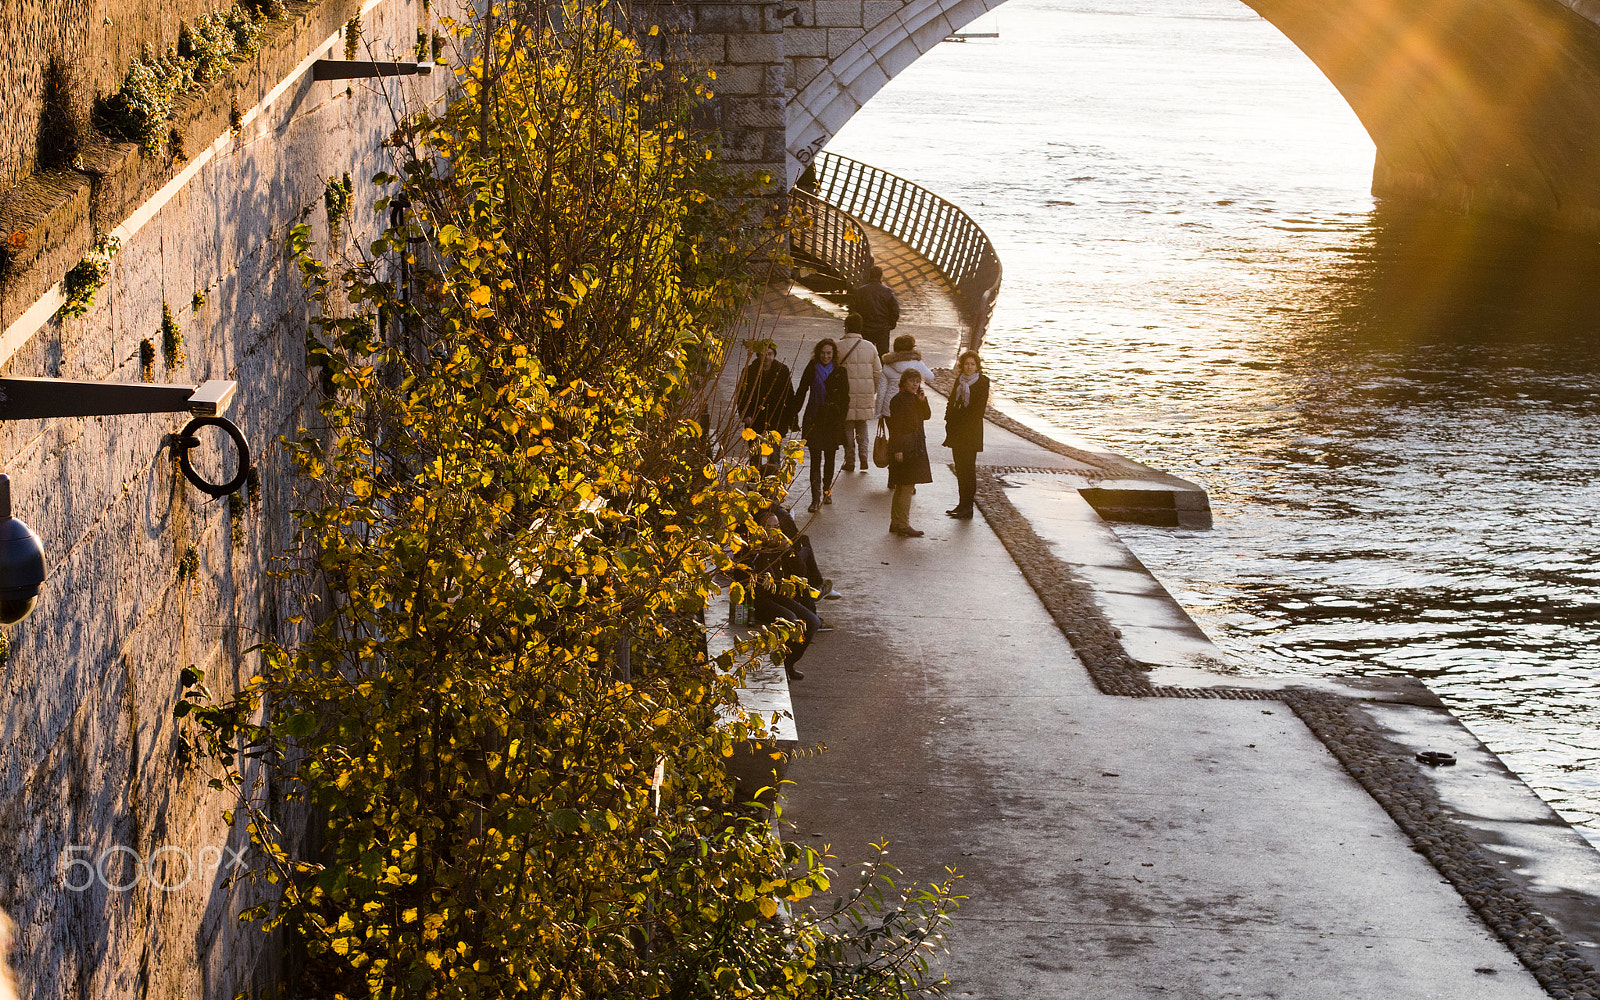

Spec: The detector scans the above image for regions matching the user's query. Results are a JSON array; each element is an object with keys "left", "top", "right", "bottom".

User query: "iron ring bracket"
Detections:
[{"left": 176, "top": 416, "right": 252, "bottom": 498}]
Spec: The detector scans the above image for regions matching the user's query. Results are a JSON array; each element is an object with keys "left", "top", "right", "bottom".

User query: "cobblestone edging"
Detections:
[
  {"left": 1287, "top": 692, "right": 1600, "bottom": 998},
  {"left": 972, "top": 469, "right": 1600, "bottom": 999}
]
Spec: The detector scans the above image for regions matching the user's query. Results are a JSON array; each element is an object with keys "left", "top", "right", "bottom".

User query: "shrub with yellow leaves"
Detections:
[{"left": 175, "top": 1, "right": 959, "bottom": 997}]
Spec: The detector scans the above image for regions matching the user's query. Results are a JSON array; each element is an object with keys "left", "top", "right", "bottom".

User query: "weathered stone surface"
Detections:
[
  {"left": 711, "top": 63, "right": 770, "bottom": 97},
  {"left": 784, "top": 25, "right": 828, "bottom": 57},
  {"left": 826, "top": 25, "right": 866, "bottom": 57},
  {"left": 0, "top": 1, "right": 446, "bottom": 997},
  {"left": 809, "top": 0, "right": 860, "bottom": 27},
  {"left": 726, "top": 96, "right": 785, "bottom": 129},
  {"left": 726, "top": 30, "right": 783, "bottom": 64},
  {"left": 696, "top": 2, "right": 761, "bottom": 33},
  {"left": 863, "top": 0, "right": 904, "bottom": 28}
]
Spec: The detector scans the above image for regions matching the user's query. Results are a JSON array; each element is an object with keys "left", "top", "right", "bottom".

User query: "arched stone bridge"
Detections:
[{"left": 649, "top": 0, "right": 1600, "bottom": 228}]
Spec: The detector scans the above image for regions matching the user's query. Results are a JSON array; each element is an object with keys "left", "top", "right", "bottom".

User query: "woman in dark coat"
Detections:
[
  {"left": 734, "top": 343, "right": 794, "bottom": 470},
  {"left": 791, "top": 339, "right": 851, "bottom": 512},
  {"left": 887, "top": 367, "right": 932, "bottom": 537},
  {"left": 942, "top": 350, "right": 990, "bottom": 519}
]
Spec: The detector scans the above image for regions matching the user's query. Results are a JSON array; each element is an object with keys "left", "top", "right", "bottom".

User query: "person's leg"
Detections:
[
  {"left": 822, "top": 445, "right": 837, "bottom": 500},
  {"left": 890, "top": 484, "right": 913, "bottom": 531},
  {"left": 752, "top": 591, "right": 819, "bottom": 678},
  {"left": 793, "top": 540, "right": 839, "bottom": 604},
  {"left": 951, "top": 448, "right": 977, "bottom": 515},
  {"left": 841, "top": 421, "right": 860, "bottom": 471},
  {"left": 796, "top": 540, "right": 824, "bottom": 590},
  {"left": 808, "top": 443, "right": 823, "bottom": 508}
]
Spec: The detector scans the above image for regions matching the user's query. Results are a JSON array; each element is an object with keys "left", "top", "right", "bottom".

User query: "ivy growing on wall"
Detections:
[
  {"left": 343, "top": 15, "right": 362, "bottom": 59},
  {"left": 323, "top": 172, "right": 353, "bottom": 241},
  {"left": 58, "top": 232, "right": 119, "bottom": 319},
  {"left": 161, "top": 300, "right": 185, "bottom": 369},
  {"left": 96, "top": 3, "right": 279, "bottom": 156}
]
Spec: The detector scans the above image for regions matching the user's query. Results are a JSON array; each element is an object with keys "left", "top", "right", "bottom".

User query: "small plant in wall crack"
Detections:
[
  {"left": 323, "top": 172, "right": 353, "bottom": 241},
  {"left": 177, "top": 546, "right": 199, "bottom": 581},
  {"left": 161, "top": 300, "right": 186, "bottom": 369},
  {"left": 140, "top": 339, "right": 156, "bottom": 381},
  {"left": 228, "top": 491, "right": 245, "bottom": 549},
  {"left": 343, "top": 15, "right": 362, "bottom": 59},
  {"left": 59, "top": 232, "right": 119, "bottom": 319}
]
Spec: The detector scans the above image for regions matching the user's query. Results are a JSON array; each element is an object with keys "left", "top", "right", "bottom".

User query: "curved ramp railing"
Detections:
[
  {"left": 789, "top": 189, "right": 874, "bottom": 292},
  {"left": 799, "top": 150, "right": 1003, "bottom": 348}
]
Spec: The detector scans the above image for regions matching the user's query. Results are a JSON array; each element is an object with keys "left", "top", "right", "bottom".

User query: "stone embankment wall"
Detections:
[
  {"left": 0, "top": 0, "right": 445, "bottom": 995},
  {"left": 1, "top": 0, "right": 222, "bottom": 193}
]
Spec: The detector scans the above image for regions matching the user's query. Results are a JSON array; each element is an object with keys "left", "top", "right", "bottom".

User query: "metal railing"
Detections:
[
  {"left": 797, "top": 150, "right": 1003, "bottom": 348},
  {"left": 789, "top": 189, "right": 874, "bottom": 292}
]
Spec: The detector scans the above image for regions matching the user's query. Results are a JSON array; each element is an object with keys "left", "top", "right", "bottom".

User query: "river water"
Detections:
[{"left": 824, "top": 0, "right": 1600, "bottom": 843}]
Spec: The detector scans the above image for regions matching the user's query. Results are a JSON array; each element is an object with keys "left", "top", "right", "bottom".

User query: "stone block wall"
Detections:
[
  {"left": 637, "top": 0, "right": 788, "bottom": 183},
  {"left": 635, "top": 0, "right": 998, "bottom": 187},
  {"left": 0, "top": 0, "right": 448, "bottom": 995},
  {"left": 2, "top": 0, "right": 272, "bottom": 193},
  {"left": 781, "top": 0, "right": 1003, "bottom": 182}
]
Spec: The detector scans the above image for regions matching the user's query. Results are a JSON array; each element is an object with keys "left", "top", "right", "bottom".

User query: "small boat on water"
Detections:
[{"left": 943, "top": 31, "right": 998, "bottom": 42}]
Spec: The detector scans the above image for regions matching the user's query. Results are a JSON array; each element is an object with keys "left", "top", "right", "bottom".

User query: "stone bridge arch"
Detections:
[{"left": 778, "top": 0, "right": 1600, "bottom": 228}]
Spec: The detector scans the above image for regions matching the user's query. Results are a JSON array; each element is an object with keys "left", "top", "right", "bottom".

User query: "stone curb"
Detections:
[{"left": 973, "top": 467, "right": 1600, "bottom": 1000}]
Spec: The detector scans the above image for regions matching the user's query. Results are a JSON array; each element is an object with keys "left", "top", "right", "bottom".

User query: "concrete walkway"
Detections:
[
  {"left": 781, "top": 432, "right": 1548, "bottom": 998},
  {"left": 721, "top": 224, "right": 1600, "bottom": 994}
]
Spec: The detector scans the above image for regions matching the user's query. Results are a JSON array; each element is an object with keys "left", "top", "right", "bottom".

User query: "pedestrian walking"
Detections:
[
  {"left": 734, "top": 342, "right": 794, "bottom": 471},
  {"left": 849, "top": 265, "right": 900, "bottom": 355},
  {"left": 791, "top": 338, "right": 851, "bottom": 512},
  {"left": 887, "top": 369, "right": 933, "bottom": 537},
  {"left": 836, "top": 315, "right": 883, "bottom": 474},
  {"left": 877, "top": 334, "right": 938, "bottom": 421},
  {"left": 943, "top": 350, "right": 990, "bottom": 519}
]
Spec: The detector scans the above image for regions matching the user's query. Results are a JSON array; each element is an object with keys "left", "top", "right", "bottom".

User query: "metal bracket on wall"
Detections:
[
  {"left": 312, "top": 60, "right": 434, "bottom": 80},
  {"left": 0, "top": 378, "right": 236, "bottom": 420},
  {"left": 0, "top": 378, "right": 249, "bottom": 498},
  {"left": 0, "top": 378, "right": 247, "bottom": 622}
]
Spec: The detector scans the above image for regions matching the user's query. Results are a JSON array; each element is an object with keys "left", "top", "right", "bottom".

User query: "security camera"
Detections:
[{"left": 0, "top": 475, "right": 44, "bottom": 625}]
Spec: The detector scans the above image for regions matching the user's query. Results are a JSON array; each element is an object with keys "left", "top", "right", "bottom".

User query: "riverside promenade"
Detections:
[{"left": 721, "top": 240, "right": 1600, "bottom": 997}]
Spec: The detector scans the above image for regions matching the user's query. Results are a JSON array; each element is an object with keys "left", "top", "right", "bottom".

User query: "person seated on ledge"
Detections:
[
  {"left": 761, "top": 501, "right": 842, "bottom": 610},
  {"left": 750, "top": 510, "right": 824, "bottom": 681}
]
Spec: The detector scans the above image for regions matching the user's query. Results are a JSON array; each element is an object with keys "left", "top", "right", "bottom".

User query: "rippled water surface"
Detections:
[{"left": 826, "top": 0, "right": 1600, "bottom": 840}]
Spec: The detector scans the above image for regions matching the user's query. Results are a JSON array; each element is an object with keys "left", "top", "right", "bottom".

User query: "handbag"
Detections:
[{"left": 872, "top": 418, "right": 891, "bottom": 468}]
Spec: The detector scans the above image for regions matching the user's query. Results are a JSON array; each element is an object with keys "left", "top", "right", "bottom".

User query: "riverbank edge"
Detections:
[{"left": 968, "top": 432, "right": 1600, "bottom": 999}]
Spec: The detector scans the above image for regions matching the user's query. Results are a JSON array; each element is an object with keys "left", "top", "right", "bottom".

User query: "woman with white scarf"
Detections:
[{"left": 942, "top": 351, "right": 990, "bottom": 519}]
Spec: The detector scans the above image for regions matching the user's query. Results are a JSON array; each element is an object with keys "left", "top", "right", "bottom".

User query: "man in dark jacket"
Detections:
[
  {"left": 735, "top": 342, "right": 794, "bottom": 471},
  {"left": 849, "top": 266, "right": 899, "bottom": 356}
]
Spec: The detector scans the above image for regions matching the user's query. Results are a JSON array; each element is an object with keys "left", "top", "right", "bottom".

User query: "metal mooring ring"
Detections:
[{"left": 176, "top": 416, "right": 252, "bottom": 498}]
